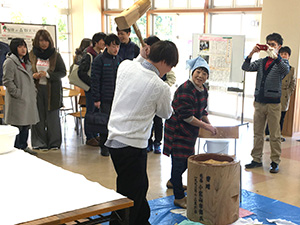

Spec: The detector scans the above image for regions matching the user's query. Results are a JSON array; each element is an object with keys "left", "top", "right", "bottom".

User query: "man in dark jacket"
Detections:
[
  {"left": 91, "top": 33, "right": 122, "bottom": 156},
  {"left": 78, "top": 32, "right": 106, "bottom": 147},
  {"left": 117, "top": 27, "right": 139, "bottom": 60}
]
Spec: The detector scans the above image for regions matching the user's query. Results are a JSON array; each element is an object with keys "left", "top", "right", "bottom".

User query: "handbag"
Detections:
[
  {"left": 85, "top": 109, "right": 109, "bottom": 134},
  {"left": 68, "top": 64, "right": 90, "bottom": 91},
  {"left": 68, "top": 52, "right": 93, "bottom": 91}
]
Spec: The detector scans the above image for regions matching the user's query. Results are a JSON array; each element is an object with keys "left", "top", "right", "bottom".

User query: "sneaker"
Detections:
[
  {"left": 281, "top": 136, "right": 286, "bottom": 142},
  {"left": 174, "top": 196, "right": 187, "bottom": 209},
  {"left": 49, "top": 147, "right": 60, "bottom": 150},
  {"left": 245, "top": 160, "right": 262, "bottom": 169},
  {"left": 86, "top": 138, "right": 99, "bottom": 147},
  {"left": 265, "top": 135, "right": 270, "bottom": 141},
  {"left": 146, "top": 144, "right": 153, "bottom": 152},
  {"left": 23, "top": 147, "right": 38, "bottom": 156},
  {"left": 101, "top": 146, "right": 109, "bottom": 157},
  {"left": 166, "top": 180, "right": 187, "bottom": 190},
  {"left": 270, "top": 162, "right": 279, "bottom": 173},
  {"left": 153, "top": 143, "right": 161, "bottom": 154}
]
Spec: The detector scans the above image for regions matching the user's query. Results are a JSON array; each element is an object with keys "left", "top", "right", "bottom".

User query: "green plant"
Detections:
[
  {"left": 58, "top": 17, "right": 67, "bottom": 41},
  {"left": 10, "top": 11, "right": 24, "bottom": 23}
]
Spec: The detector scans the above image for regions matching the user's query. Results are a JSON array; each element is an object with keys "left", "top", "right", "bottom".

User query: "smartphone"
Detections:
[{"left": 257, "top": 44, "right": 268, "bottom": 51}]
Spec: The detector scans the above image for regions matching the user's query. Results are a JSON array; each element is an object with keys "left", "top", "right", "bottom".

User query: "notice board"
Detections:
[
  {"left": 0, "top": 22, "right": 56, "bottom": 51},
  {"left": 192, "top": 34, "right": 245, "bottom": 84}
]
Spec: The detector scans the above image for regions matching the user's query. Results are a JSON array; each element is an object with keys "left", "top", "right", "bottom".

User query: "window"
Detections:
[
  {"left": 153, "top": 14, "right": 204, "bottom": 88},
  {"left": 0, "top": 0, "right": 71, "bottom": 86},
  {"left": 211, "top": 14, "right": 242, "bottom": 35},
  {"left": 102, "top": 0, "right": 263, "bottom": 121},
  {"left": 212, "top": 0, "right": 232, "bottom": 7},
  {"left": 213, "top": 0, "right": 261, "bottom": 7},
  {"left": 209, "top": 13, "right": 261, "bottom": 119},
  {"left": 107, "top": 0, "right": 119, "bottom": 9},
  {"left": 172, "top": 0, "right": 187, "bottom": 8},
  {"left": 154, "top": 0, "right": 169, "bottom": 8},
  {"left": 236, "top": 0, "right": 257, "bottom": 6},
  {"left": 191, "top": 0, "right": 205, "bottom": 8},
  {"left": 121, "top": 0, "right": 135, "bottom": 9}
]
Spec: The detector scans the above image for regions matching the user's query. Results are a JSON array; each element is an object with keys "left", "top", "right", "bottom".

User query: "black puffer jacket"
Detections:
[
  {"left": 91, "top": 49, "right": 122, "bottom": 104},
  {"left": 78, "top": 46, "right": 99, "bottom": 86}
]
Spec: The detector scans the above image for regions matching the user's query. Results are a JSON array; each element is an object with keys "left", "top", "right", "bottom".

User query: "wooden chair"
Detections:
[
  {"left": 0, "top": 86, "right": 5, "bottom": 121},
  {"left": 68, "top": 94, "right": 86, "bottom": 144}
]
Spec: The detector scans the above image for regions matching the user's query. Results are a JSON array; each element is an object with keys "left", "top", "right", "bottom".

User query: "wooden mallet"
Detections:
[{"left": 114, "top": 0, "right": 151, "bottom": 47}]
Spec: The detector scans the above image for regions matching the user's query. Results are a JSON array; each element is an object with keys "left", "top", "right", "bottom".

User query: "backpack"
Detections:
[{"left": 69, "top": 52, "right": 92, "bottom": 91}]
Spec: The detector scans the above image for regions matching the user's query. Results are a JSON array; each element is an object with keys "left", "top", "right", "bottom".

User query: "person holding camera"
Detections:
[{"left": 242, "top": 33, "right": 290, "bottom": 173}]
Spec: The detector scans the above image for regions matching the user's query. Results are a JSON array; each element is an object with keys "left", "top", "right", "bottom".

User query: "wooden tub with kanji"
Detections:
[{"left": 187, "top": 153, "right": 240, "bottom": 225}]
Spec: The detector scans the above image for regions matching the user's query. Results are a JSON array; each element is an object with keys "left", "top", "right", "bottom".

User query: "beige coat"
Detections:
[
  {"left": 281, "top": 66, "right": 296, "bottom": 111},
  {"left": 2, "top": 54, "right": 39, "bottom": 126}
]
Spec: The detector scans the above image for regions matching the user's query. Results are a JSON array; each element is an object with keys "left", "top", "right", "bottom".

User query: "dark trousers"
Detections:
[
  {"left": 13, "top": 125, "right": 30, "bottom": 150},
  {"left": 84, "top": 90, "right": 98, "bottom": 140},
  {"left": 99, "top": 102, "right": 112, "bottom": 148},
  {"left": 108, "top": 146, "right": 150, "bottom": 225},
  {"left": 170, "top": 155, "right": 187, "bottom": 199},
  {"left": 265, "top": 111, "right": 287, "bottom": 135},
  {"left": 148, "top": 115, "right": 163, "bottom": 146},
  {"left": 31, "top": 85, "right": 61, "bottom": 149}
]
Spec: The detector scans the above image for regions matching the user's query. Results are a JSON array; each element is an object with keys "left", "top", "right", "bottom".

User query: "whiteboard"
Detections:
[
  {"left": 192, "top": 34, "right": 245, "bottom": 83},
  {"left": 0, "top": 22, "right": 56, "bottom": 52}
]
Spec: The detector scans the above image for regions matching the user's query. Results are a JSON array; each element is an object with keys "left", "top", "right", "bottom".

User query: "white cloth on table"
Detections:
[{"left": 0, "top": 149, "right": 124, "bottom": 225}]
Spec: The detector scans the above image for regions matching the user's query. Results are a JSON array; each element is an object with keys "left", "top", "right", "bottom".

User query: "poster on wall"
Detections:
[
  {"left": 0, "top": 22, "right": 56, "bottom": 51},
  {"left": 192, "top": 34, "right": 245, "bottom": 84}
]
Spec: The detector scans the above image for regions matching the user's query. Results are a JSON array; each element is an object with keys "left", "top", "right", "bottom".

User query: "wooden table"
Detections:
[
  {"left": 0, "top": 150, "right": 133, "bottom": 225},
  {"left": 18, "top": 198, "right": 133, "bottom": 225}
]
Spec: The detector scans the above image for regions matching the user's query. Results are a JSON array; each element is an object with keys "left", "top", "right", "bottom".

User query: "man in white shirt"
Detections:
[{"left": 106, "top": 40, "right": 179, "bottom": 225}]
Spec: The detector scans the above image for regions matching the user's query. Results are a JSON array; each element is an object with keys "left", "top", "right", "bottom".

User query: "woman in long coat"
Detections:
[
  {"left": 29, "top": 29, "right": 66, "bottom": 150},
  {"left": 3, "top": 38, "right": 39, "bottom": 155}
]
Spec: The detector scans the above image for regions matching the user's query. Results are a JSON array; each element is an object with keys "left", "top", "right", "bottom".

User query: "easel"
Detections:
[{"left": 227, "top": 71, "right": 249, "bottom": 128}]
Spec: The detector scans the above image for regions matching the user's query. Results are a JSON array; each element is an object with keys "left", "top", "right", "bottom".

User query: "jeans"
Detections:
[
  {"left": 13, "top": 125, "right": 30, "bottom": 150},
  {"left": 170, "top": 155, "right": 188, "bottom": 199}
]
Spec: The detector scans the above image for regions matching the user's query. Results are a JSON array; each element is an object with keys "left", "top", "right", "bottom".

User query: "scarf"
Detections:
[{"left": 33, "top": 46, "right": 55, "bottom": 60}]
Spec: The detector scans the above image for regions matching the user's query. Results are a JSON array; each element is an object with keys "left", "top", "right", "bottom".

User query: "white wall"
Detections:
[
  {"left": 70, "top": 0, "right": 102, "bottom": 56},
  {"left": 260, "top": 0, "right": 300, "bottom": 78}
]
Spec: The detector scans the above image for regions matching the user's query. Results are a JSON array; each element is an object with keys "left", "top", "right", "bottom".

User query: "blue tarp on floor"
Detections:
[{"left": 148, "top": 189, "right": 300, "bottom": 225}]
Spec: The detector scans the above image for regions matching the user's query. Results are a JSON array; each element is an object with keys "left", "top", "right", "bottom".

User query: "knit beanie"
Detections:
[{"left": 186, "top": 56, "right": 210, "bottom": 75}]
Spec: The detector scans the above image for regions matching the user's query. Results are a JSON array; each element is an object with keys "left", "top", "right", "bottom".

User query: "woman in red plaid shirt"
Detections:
[{"left": 163, "top": 56, "right": 217, "bottom": 208}]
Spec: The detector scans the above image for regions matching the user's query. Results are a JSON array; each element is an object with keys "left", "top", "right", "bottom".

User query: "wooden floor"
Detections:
[{"left": 35, "top": 115, "right": 300, "bottom": 208}]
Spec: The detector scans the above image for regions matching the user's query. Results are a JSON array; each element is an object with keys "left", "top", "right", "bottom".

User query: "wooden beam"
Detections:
[
  {"left": 199, "top": 126, "right": 239, "bottom": 139},
  {"left": 101, "top": 0, "right": 104, "bottom": 31}
]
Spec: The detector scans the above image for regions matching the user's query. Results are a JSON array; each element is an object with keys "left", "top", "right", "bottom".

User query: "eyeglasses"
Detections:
[{"left": 267, "top": 42, "right": 277, "bottom": 47}]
